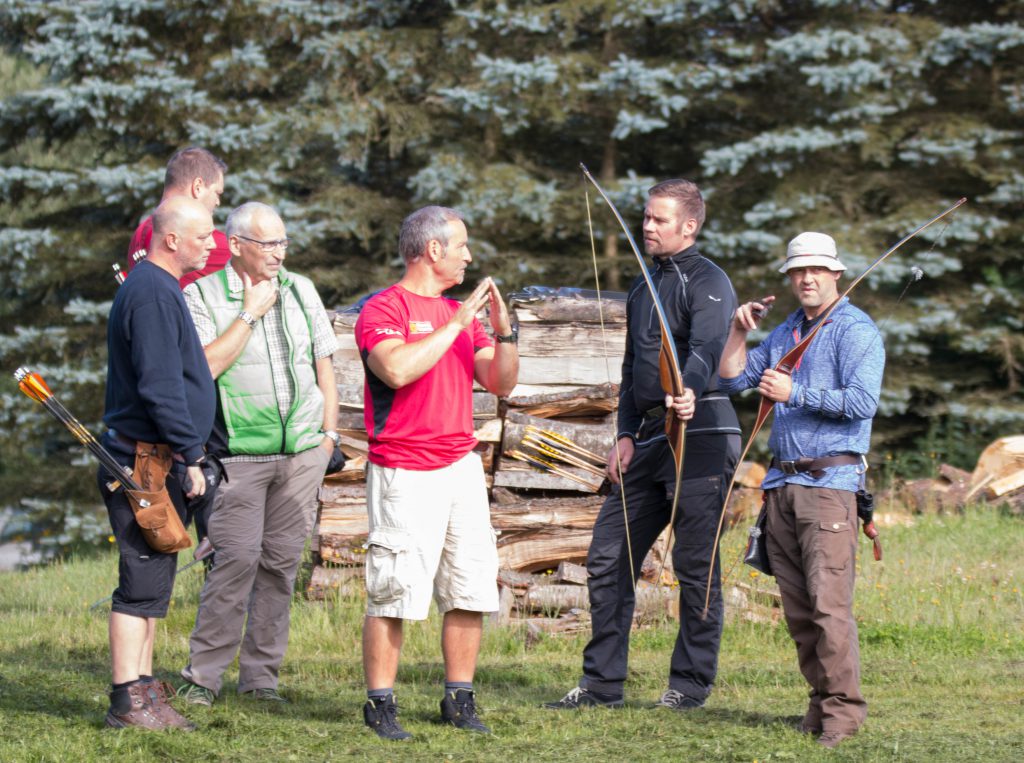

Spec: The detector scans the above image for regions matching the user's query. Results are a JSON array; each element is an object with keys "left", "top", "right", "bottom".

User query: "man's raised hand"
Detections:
[
  {"left": 241, "top": 270, "right": 279, "bottom": 319},
  {"left": 452, "top": 277, "right": 495, "bottom": 330},
  {"left": 734, "top": 295, "right": 775, "bottom": 332}
]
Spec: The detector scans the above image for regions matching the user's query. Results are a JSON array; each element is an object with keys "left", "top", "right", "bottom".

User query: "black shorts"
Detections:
[{"left": 97, "top": 444, "right": 188, "bottom": 619}]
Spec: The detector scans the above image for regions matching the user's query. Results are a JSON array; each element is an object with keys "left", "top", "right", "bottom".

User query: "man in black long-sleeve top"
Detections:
[
  {"left": 99, "top": 197, "right": 216, "bottom": 731},
  {"left": 547, "top": 179, "right": 741, "bottom": 711}
]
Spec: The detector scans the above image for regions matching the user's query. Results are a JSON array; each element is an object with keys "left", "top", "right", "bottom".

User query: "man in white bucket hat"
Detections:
[
  {"left": 718, "top": 231, "right": 884, "bottom": 749},
  {"left": 779, "top": 231, "right": 848, "bottom": 273}
]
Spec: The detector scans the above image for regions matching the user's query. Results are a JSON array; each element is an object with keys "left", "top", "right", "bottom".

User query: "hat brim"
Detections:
[{"left": 779, "top": 254, "right": 847, "bottom": 273}]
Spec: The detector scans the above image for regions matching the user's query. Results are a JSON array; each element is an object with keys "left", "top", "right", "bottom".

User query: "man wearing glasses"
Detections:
[{"left": 176, "top": 202, "right": 339, "bottom": 706}]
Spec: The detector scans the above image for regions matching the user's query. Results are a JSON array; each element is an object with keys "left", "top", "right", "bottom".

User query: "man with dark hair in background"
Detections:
[
  {"left": 547, "top": 179, "right": 741, "bottom": 712},
  {"left": 127, "top": 146, "right": 230, "bottom": 288}
]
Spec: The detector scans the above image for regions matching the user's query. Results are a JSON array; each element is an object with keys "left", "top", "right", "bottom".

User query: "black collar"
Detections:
[{"left": 653, "top": 243, "right": 700, "bottom": 270}]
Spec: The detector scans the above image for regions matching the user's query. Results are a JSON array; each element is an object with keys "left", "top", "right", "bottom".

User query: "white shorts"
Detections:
[{"left": 364, "top": 450, "right": 499, "bottom": 620}]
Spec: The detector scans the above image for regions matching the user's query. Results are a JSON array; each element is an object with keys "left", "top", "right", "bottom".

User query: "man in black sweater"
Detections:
[
  {"left": 547, "top": 179, "right": 741, "bottom": 711},
  {"left": 100, "top": 197, "right": 216, "bottom": 730}
]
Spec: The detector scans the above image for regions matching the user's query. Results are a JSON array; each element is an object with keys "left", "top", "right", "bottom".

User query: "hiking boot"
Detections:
[
  {"left": 244, "top": 687, "right": 289, "bottom": 703},
  {"left": 143, "top": 680, "right": 196, "bottom": 731},
  {"left": 543, "top": 686, "right": 624, "bottom": 709},
  {"left": 105, "top": 682, "right": 168, "bottom": 730},
  {"left": 176, "top": 681, "right": 215, "bottom": 707},
  {"left": 363, "top": 695, "right": 412, "bottom": 741},
  {"left": 440, "top": 688, "right": 491, "bottom": 733},
  {"left": 818, "top": 729, "right": 856, "bottom": 748},
  {"left": 653, "top": 688, "right": 705, "bottom": 711}
]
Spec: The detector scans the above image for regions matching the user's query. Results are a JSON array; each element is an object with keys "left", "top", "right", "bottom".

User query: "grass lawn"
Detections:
[{"left": 0, "top": 506, "right": 1022, "bottom": 762}]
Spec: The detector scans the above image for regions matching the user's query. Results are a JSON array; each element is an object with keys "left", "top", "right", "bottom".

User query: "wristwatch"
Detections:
[
  {"left": 237, "top": 310, "right": 257, "bottom": 329},
  {"left": 322, "top": 429, "right": 341, "bottom": 445},
  {"left": 495, "top": 328, "right": 518, "bottom": 344}
]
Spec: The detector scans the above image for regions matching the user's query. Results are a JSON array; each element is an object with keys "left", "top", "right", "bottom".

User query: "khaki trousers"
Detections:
[
  {"left": 182, "top": 445, "right": 328, "bottom": 694},
  {"left": 765, "top": 484, "right": 867, "bottom": 734}
]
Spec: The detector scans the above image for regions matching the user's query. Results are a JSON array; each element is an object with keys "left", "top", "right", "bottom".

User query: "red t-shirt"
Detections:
[
  {"left": 355, "top": 284, "right": 493, "bottom": 470},
  {"left": 126, "top": 215, "right": 232, "bottom": 288}
]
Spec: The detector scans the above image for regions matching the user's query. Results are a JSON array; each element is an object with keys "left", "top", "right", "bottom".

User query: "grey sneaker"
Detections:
[
  {"left": 363, "top": 694, "right": 412, "bottom": 741},
  {"left": 244, "top": 687, "right": 288, "bottom": 703},
  {"left": 176, "top": 682, "right": 215, "bottom": 707},
  {"left": 440, "top": 688, "right": 491, "bottom": 733},
  {"left": 543, "top": 686, "right": 624, "bottom": 709},
  {"left": 654, "top": 688, "right": 705, "bottom": 710}
]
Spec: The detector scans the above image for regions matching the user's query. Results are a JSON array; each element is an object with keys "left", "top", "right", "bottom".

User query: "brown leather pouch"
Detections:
[{"left": 125, "top": 441, "right": 192, "bottom": 554}]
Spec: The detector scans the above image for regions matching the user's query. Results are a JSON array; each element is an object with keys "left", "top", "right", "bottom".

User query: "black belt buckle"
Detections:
[{"left": 779, "top": 460, "right": 799, "bottom": 475}]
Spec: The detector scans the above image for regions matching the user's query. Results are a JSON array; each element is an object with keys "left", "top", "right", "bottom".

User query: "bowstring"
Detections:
[{"left": 585, "top": 187, "right": 636, "bottom": 587}]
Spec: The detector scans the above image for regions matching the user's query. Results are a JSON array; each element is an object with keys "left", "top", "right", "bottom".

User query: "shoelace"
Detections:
[
  {"left": 384, "top": 702, "right": 407, "bottom": 731},
  {"left": 453, "top": 694, "right": 479, "bottom": 719},
  {"left": 563, "top": 687, "right": 586, "bottom": 705},
  {"left": 658, "top": 689, "right": 688, "bottom": 705}
]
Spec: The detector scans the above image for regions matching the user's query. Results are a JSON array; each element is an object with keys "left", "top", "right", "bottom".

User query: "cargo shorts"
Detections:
[{"left": 364, "top": 451, "right": 499, "bottom": 620}]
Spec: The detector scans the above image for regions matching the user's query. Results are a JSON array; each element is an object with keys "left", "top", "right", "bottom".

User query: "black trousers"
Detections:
[{"left": 580, "top": 433, "right": 740, "bottom": 699}]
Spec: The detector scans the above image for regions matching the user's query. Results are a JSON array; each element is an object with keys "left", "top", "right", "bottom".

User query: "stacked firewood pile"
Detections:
[
  {"left": 888, "top": 435, "right": 1024, "bottom": 515},
  {"left": 309, "top": 289, "right": 765, "bottom": 632}
]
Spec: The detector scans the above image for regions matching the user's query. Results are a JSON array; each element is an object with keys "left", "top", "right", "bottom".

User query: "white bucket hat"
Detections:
[{"left": 778, "top": 232, "right": 847, "bottom": 273}]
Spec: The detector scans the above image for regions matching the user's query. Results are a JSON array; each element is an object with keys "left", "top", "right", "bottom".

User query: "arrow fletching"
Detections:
[{"left": 14, "top": 367, "right": 52, "bottom": 404}]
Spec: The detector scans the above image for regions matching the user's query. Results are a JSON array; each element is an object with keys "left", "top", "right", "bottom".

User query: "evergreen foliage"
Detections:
[{"left": 1, "top": 0, "right": 1021, "bottom": 558}]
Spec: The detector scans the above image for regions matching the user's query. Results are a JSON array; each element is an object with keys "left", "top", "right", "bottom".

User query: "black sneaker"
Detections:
[
  {"left": 363, "top": 695, "right": 412, "bottom": 741},
  {"left": 440, "top": 688, "right": 491, "bottom": 733},
  {"left": 653, "top": 688, "right": 705, "bottom": 710},
  {"left": 543, "top": 686, "right": 624, "bottom": 709}
]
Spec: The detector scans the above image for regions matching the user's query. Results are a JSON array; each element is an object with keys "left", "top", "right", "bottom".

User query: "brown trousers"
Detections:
[{"left": 765, "top": 484, "right": 867, "bottom": 734}]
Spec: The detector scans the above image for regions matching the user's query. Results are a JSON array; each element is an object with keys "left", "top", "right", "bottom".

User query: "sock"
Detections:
[
  {"left": 109, "top": 679, "right": 140, "bottom": 715},
  {"left": 445, "top": 681, "right": 473, "bottom": 695},
  {"left": 367, "top": 687, "right": 393, "bottom": 702}
]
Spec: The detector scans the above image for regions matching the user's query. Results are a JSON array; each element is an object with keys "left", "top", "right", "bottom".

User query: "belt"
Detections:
[
  {"left": 770, "top": 454, "right": 861, "bottom": 479},
  {"left": 110, "top": 430, "right": 137, "bottom": 450}
]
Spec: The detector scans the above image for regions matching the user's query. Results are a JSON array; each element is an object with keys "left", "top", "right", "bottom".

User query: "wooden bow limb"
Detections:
[
  {"left": 700, "top": 197, "right": 968, "bottom": 619},
  {"left": 581, "top": 164, "right": 687, "bottom": 589}
]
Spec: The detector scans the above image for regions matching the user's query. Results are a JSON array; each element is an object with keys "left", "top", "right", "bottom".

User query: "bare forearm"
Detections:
[
  {"left": 719, "top": 325, "right": 749, "bottom": 380},
  {"left": 316, "top": 356, "right": 338, "bottom": 430},
  {"left": 481, "top": 344, "right": 519, "bottom": 398},
  {"left": 367, "top": 322, "right": 463, "bottom": 389},
  {"left": 204, "top": 319, "right": 255, "bottom": 378}
]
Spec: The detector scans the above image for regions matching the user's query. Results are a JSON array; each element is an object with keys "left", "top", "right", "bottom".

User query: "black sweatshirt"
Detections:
[
  {"left": 617, "top": 244, "right": 741, "bottom": 441},
  {"left": 103, "top": 260, "right": 215, "bottom": 463}
]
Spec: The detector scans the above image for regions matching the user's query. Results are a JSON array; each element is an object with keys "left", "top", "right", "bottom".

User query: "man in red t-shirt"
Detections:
[
  {"left": 126, "top": 146, "right": 231, "bottom": 289},
  {"left": 355, "top": 205, "right": 519, "bottom": 741}
]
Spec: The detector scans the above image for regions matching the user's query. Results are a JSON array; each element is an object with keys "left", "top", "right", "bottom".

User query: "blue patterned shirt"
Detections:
[{"left": 718, "top": 298, "right": 884, "bottom": 493}]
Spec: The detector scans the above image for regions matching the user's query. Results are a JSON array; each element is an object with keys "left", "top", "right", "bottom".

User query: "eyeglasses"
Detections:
[{"left": 236, "top": 235, "right": 289, "bottom": 253}]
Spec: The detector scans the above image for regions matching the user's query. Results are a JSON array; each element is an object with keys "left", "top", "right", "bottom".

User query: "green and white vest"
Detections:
[{"left": 194, "top": 266, "right": 324, "bottom": 455}]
